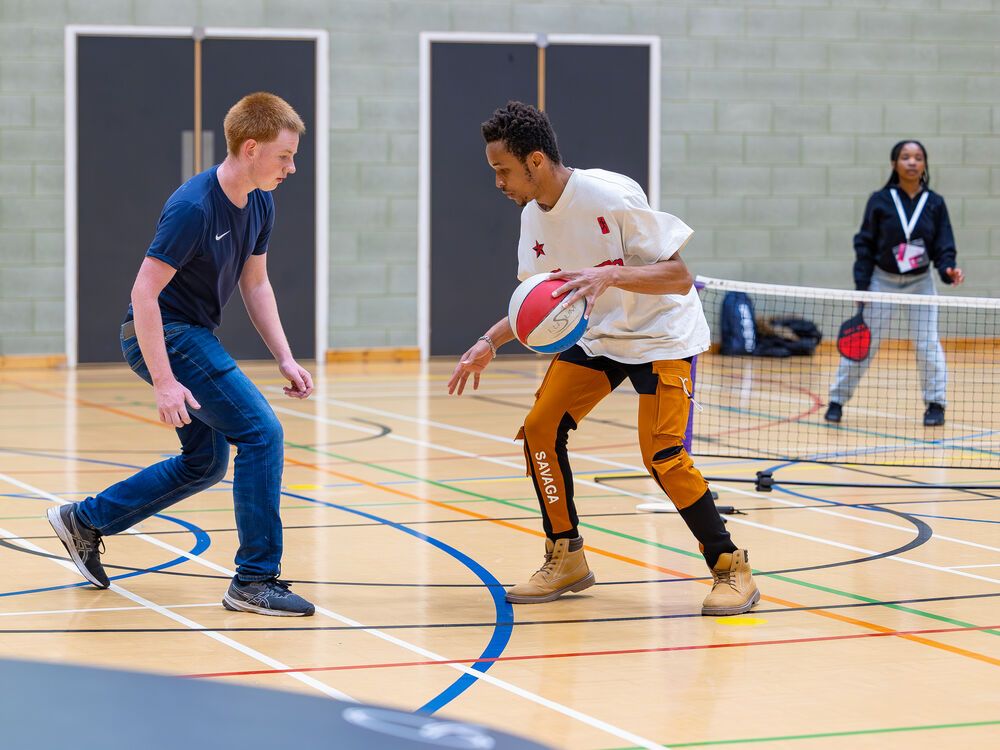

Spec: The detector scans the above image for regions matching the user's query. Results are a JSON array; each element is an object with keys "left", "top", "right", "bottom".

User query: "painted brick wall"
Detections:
[{"left": 0, "top": 0, "right": 998, "bottom": 354}]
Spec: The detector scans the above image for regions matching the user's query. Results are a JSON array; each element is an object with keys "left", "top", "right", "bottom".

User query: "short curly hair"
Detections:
[{"left": 481, "top": 101, "right": 561, "bottom": 164}]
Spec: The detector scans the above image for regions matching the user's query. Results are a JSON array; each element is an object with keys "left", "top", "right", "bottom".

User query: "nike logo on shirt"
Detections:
[{"left": 215, "top": 230, "right": 231, "bottom": 241}]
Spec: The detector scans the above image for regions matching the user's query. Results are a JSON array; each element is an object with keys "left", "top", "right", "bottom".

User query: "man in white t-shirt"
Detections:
[{"left": 447, "top": 101, "right": 758, "bottom": 616}]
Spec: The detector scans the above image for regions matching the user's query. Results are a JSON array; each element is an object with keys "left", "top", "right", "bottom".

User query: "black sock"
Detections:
[
  {"left": 550, "top": 529, "right": 580, "bottom": 542},
  {"left": 678, "top": 489, "right": 736, "bottom": 568}
]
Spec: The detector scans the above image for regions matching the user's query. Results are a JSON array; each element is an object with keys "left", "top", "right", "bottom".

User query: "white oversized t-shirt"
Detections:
[{"left": 516, "top": 168, "right": 710, "bottom": 364}]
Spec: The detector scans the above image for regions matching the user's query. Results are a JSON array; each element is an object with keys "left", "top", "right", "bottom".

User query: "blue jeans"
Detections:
[
  {"left": 75, "top": 322, "right": 285, "bottom": 581},
  {"left": 829, "top": 268, "right": 947, "bottom": 407}
]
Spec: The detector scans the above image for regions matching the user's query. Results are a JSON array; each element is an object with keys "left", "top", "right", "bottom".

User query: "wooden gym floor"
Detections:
[{"left": 0, "top": 356, "right": 997, "bottom": 749}]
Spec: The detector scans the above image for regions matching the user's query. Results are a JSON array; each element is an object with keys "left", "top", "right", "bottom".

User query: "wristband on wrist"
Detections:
[{"left": 478, "top": 334, "right": 497, "bottom": 358}]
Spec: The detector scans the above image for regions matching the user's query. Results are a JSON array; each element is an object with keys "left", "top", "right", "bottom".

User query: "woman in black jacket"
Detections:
[{"left": 826, "top": 140, "right": 964, "bottom": 427}]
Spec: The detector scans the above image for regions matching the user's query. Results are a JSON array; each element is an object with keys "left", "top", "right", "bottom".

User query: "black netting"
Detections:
[{"left": 692, "top": 277, "right": 1000, "bottom": 469}]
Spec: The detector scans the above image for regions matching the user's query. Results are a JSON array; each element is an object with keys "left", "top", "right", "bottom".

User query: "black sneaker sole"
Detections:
[
  {"left": 222, "top": 593, "right": 315, "bottom": 617},
  {"left": 46, "top": 506, "right": 110, "bottom": 590}
]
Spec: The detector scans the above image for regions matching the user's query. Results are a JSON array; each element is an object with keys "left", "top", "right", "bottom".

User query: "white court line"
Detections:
[
  {"left": 0, "top": 603, "right": 217, "bottom": 618},
  {"left": 271, "top": 403, "right": 660, "bottom": 508},
  {"left": 297, "top": 393, "right": 1000, "bottom": 551},
  {"left": 698, "top": 381, "right": 991, "bottom": 433},
  {"left": 949, "top": 563, "right": 1000, "bottom": 570},
  {"left": 711, "top": 481, "right": 1000, "bottom": 564},
  {"left": 713, "top": 511, "right": 1000, "bottom": 585},
  {"left": 0, "top": 474, "right": 666, "bottom": 749},
  {"left": 328, "top": 387, "right": 543, "bottom": 399},
  {"left": 0, "top": 483, "right": 353, "bottom": 703},
  {"left": 287, "top": 395, "right": 1000, "bottom": 585}
]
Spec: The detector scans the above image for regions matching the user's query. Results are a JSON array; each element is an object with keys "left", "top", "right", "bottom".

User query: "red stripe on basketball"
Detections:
[{"left": 516, "top": 280, "right": 566, "bottom": 340}]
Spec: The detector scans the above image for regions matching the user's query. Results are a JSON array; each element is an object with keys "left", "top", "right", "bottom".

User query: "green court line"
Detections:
[
  {"left": 606, "top": 718, "right": 1000, "bottom": 748},
  {"left": 764, "top": 573, "right": 1000, "bottom": 635},
  {"left": 706, "top": 401, "right": 1000, "bottom": 460},
  {"left": 285, "top": 441, "right": 998, "bottom": 637}
]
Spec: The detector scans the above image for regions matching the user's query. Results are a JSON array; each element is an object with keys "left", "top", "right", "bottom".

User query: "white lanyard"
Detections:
[{"left": 890, "top": 188, "right": 929, "bottom": 242}]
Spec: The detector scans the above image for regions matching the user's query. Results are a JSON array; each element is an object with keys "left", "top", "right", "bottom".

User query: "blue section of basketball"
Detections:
[
  {"left": 507, "top": 273, "right": 588, "bottom": 354},
  {"left": 526, "top": 312, "right": 589, "bottom": 353}
]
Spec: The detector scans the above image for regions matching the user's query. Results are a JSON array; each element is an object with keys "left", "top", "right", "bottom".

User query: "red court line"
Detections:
[
  {"left": 181, "top": 622, "right": 1000, "bottom": 679},
  {"left": 11, "top": 379, "right": 1000, "bottom": 670},
  {"left": 706, "top": 376, "right": 823, "bottom": 439}
]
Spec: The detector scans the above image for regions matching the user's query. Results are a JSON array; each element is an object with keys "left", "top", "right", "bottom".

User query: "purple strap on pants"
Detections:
[{"left": 684, "top": 279, "right": 705, "bottom": 454}]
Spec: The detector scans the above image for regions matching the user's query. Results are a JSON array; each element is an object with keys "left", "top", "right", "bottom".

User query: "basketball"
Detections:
[{"left": 508, "top": 273, "right": 588, "bottom": 354}]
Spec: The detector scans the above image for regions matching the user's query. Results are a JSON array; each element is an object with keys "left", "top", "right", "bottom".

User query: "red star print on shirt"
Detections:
[{"left": 533, "top": 241, "right": 545, "bottom": 257}]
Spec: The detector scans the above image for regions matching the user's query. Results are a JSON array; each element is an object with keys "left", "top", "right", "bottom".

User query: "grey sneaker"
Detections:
[
  {"left": 223, "top": 577, "right": 315, "bottom": 617},
  {"left": 47, "top": 504, "right": 110, "bottom": 589}
]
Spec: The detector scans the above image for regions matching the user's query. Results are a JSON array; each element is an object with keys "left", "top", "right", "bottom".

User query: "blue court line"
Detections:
[
  {"left": 275, "top": 488, "right": 513, "bottom": 714},
  {"left": 0, "top": 513, "right": 210, "bottom": 598},
  {"left": 893, "top": 512, "right": 1000, "bottom": 525},
  {"left": 0, "top": 447, "right": 512, "bottom": 714},
  {"left": 763, "top": 457, "right": 999, "bottom": 527},
  {"left": 706, "top": 401, "right": 1000, "bottom": 460},
  {"left": 804, "top": 438, "right": 999, "bottom": 463}
]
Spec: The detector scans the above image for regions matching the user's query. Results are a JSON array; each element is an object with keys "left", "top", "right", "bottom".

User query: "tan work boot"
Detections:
[
  {"left": 702, "top": 549, "right": 760, "bottom": 616},
  {"left": 506, "top": 537, "right": 596, "bottom": 604}
]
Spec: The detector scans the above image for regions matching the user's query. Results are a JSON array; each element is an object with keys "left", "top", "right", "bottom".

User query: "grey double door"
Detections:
[
  {"left": 428, "top": 41, "right": 652, "bottom": 356},
  {"left": 76, "top": 34, "right": 316, "bottom": 363}
]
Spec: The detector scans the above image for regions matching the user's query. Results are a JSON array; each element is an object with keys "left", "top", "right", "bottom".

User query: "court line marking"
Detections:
[
  {"left": 7, "top": 593, "right": 1000, "bottom": 636},
  {"left": 0, "top": 481, "right": 353, "bottom": 703},
  {"left": 304, "top": 395, "right": 1000, "bottom": 565},
  {"left": 750, "top": 478, "right": 1000, "bottom": 553},
  {"left": 2, "top": 448, "right": 518, "bottom": 713},
  {"left": 0, "top": 446, "right": 516, "bottom": 716},
  {"left": 0, "top": 509, "right": 217, "bottom": 601},
  {"left": 181, "top": 620, "right": 1000, "bottom": 678},
  {"left": 267, "top": 408, "right": 1000, "bottom": 667},
  {"left": 0, "top": 445, "right": 516, "bottom": 714},
  {"left": 714, "top": 507, "right": 1000, "bottom": 586},
  {"left": 950, "top": 563, "right": 1000, "bottom": 570},
  {"left": 1, "top": 388, "right": 1000, "bottom": 750},
  {"left": 9, "top": 379, "right": 994, "bottom": 733},
  {"left": 648, "top": 718, "right": 1000, "bottom": 748},
  {"left": 0, "top": 452, "right": 662, "bottom": 748},
  {"left": 0, "top": 603, "right": 219, "bottom": 618}
]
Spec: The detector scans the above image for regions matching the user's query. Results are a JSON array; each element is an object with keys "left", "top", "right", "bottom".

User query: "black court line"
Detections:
[
  {"left": 471, "top": 394, "right": 636, "bottom": 431},
  {"left": 833, "top": 459, "right": 1000, "bottom": 496},
  {"left": 735, "top": 495, "right": 1000, "bottom": 512},
  {"left": 0, "top": 418, "right": 390, "bottom": 461},
  {"left": 311, "top": 417, "right": 392, "bottom": 446},
  {"left": 417, "top": 395, "right": 1000, "bottom": 495},
  {"left": 0, "top": 505, "right": 933, "bottom": 588},
  {"left": 0, "top": 591, "right": 995, "bottom": 635},
  {"left": 7, "top": 493, "right": 981, "bottom": 545}
]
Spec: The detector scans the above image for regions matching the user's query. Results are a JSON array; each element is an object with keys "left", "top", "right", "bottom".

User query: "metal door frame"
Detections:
[
  {"left": 65, "top": 25, "right": 329, "bottom": 366},
  {"left": 417, "top": 31, "right": 660, "bottom": 360}
]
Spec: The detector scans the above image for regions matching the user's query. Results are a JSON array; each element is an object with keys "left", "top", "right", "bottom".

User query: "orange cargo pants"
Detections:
[{"left": 517, "top": 345, "right": 708, "bottom": 539}]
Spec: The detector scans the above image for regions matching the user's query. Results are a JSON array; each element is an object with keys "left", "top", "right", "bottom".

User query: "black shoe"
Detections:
[
  {"left": 824, "top": 402, "right": 843, "bottom": 423},
  {"left": 924, "top": 402, "right": 945, "bottom": 427},
  {"left": 223, "top": 576, "right": 315, "bottom": 617},
  {"left": 46, "top": 504, "right": 110, "bottom": 589}
]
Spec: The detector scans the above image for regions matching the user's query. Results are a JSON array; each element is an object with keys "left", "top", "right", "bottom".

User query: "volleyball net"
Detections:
[{"left": 691, "top": 276, "right": 1000, "bottom": 470}]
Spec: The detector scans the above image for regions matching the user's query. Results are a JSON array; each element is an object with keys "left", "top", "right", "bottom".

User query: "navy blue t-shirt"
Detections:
[{"left": 127, "top": 165, "right": 274, "bottom": 329}]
